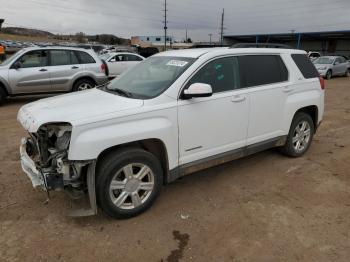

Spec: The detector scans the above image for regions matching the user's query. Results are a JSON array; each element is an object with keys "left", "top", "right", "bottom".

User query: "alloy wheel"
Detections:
[
  {"left": 78, "top": 82, "right": 93, "bottom": 91},
  {"left": 292, "top": 120, "right": 311, "bottom": 153},
  {"left": 109, "top": 163, "right": 155, "bottom": 210}
]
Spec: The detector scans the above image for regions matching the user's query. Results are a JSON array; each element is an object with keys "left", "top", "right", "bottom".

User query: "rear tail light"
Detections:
[
  {"left": 101, "top": 63, "right": 106, "bottom": 72},
  {"left": 319, "top": 76, "right": 325, "bottom": 90},
  {"left": 101, "top": 60, "right": 109, "bottom": 76}
]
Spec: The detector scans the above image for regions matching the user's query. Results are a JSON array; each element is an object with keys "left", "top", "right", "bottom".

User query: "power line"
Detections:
[
  {"left": 3, "top": 0, "right": 350, "bottom": 41},
  {"left": 12, "top": 0, "right": 217, "bottom": 30}
]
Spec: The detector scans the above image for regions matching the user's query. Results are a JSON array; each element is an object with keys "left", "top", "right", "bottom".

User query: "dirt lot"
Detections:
[{"left": 1, "top": 78, "right": 350, "bottom": 262}]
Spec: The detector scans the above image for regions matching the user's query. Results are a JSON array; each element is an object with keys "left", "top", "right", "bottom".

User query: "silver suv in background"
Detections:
[
  {"left": 0, "top": 47, "right": 109, "bottom": 105},
  {"left": 313, "top": 56, "right": 350, "bottom": 80}
]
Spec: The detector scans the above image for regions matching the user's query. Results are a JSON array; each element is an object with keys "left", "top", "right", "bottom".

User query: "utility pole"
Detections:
[
  {"left": 185, "top": 28, "right": 188, "bottom": 43},
  {"left": 163, "top": 0, "right": 168, "bottom": 51},
  {"left": 290, "top": 29, "right": 296, "bottom": 48},
  {"left": 0, "top": 19, "right": 4, "bottom": 31},
  {"left": 220, "top": 9, "right": 225, "bottom": 46},
  {"left": 208, "top": 33, "right": 212, "bottom": 45}
]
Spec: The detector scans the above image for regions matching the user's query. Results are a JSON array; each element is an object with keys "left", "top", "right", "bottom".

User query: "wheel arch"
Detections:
[
  {"left": 0, "top": 79, "right": 10, "bottom": 96},
  {"left": 294, "top": 105, "right": 319, "bottom": 132},
  {"left": 72, "top": 76, "right": 97, "bottom": 91},
  {"left": 96, "top": 138, "right": 170, "bottom": 184}
]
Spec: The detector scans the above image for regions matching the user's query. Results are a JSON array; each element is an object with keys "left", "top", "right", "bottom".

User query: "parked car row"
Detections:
[
  {"left": 312, "top": 55, "right": 350, "bottom": 79},
  {"left": 0, "top": 40, "right": 37, "bottom": 49},
  {"left": 0, "top": 46, "right": 109, "bottom": 104},
  {"left": 0, "top": 45, "right": 146, "bottom": 104}
]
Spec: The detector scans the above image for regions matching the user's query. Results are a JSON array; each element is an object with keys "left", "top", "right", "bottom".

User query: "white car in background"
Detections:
[
  {"left": 100, "top": 52, "right": 145, "bottom": 78},
  {"left": 313, "top": 56, "right": 350, "bottom": 79},
  {"left": 308, "top": 51, "right": 321, "bottom": 62}
]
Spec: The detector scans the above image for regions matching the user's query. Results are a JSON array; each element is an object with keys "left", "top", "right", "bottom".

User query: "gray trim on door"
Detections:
[{"left": 167, "top": 135, "right": 287, "bottom": 183}]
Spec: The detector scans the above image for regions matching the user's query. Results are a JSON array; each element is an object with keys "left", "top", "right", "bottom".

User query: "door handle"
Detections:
[
  {"left": 283, "top": 87, "right": 293, "bottom": 93},
  {"left": 39, "top": 68, "right": 47, "bottom": 72},
  {"left": 71, "top": 66, "right": 79, "bottom": 69},
  {"left": 231, "top": 95, "right": 246, "bottom": 102}
]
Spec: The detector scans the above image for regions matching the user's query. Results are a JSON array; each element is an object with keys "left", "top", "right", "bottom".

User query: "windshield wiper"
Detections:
[{"left": 108, "top": 87, "right": 134, "bottom": 98}]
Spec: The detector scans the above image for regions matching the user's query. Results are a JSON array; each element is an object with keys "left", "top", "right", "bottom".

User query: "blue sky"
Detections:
[{"left": 1, "top": 0, "right": 350, "bottom": 41}]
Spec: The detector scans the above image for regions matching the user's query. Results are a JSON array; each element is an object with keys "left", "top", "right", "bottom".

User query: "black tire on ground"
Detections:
[
  {"left": 343, "top": 69, "right": 350, "bottom": 77},
  {"left": 280, "top": 112, "right": 315, "bottom": 157},
  {"left": 0, "top": 87, "right": 7, "bottom": 105},
  {"left": 326, "top": 70, "right": 332, "bottom": 80},
  {"left": 96, "top": 148, "right": 163, "bottom": 219},
  {"left": 72, "top": 78, "right": 96, "bottom": 92}
]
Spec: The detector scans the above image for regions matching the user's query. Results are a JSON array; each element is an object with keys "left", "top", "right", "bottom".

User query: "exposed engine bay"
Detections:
[{"left": 24, "top": 123, "right": 90, "bottom": 195}]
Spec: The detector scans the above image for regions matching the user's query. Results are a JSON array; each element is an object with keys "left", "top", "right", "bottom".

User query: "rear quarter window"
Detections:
[
  {"left": 291, "top": 54, "right": 319, "bottom": 79},
  {"left": 77, "top": 51, "right": 96, "bottom": 64}
]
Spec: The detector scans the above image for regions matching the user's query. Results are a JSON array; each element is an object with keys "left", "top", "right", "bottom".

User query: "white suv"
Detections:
[{"left": 18, "top": 47, "right": 325, "bottom": 218}]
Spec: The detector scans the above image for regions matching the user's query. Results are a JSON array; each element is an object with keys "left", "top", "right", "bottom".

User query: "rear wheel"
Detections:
[
  {"left": 96, "top": 148, "right": 163, "bottom": 219},
  {"left": 281, "top": 112, "right": 314, "bottom": 157},
  {"left": 72, "top": 78, "right": 96, "bottom": 92},
  {"left": 326, "top": 70, "right": 332, "bottom": 80},
  {"left": 344, "top": 69, "right": 350, "bottom": 77}
]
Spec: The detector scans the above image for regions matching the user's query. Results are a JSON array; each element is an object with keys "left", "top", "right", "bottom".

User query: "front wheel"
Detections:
[
  {"left": 96, "top": 148, "right": 163, "bottom": 219},
  {"left": 280, "top": 112, "right": 314, "bottom": 157},
  {"left": 0, "top": 87, "right": 7, "bottom": 105},
  {"left": 326, "top": 70, "right": 332, "bottom": 80}
]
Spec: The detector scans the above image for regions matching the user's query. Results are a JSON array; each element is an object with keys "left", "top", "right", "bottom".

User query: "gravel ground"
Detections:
[{"left": 1, "top": 78, "right": 350, "bottom": 262}]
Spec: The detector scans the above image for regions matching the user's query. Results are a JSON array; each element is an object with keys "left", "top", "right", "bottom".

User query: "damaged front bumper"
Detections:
[
  {"left": 20, "top": 137, "right": 45, "bottom": 188},
  {"left": 19, "top": 137, "right": 98, "bottom": 216}
]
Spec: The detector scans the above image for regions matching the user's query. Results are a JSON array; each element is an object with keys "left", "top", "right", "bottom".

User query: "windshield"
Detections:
[
  {"left": 0, "top": 49, "right": 26, "bottom": 66},
  {"left": 106, "top": 56, "right": 195, "bottom": 99},
  {"left": 313, "top": 57, "right": 334, "bottom": 64}
]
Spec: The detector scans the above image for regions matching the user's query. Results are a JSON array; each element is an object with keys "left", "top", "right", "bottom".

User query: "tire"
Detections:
[
  {"left": 72, "top": 78, "right": 96, "bottom": 92},
  {"left": 325, "top": 70, "right": 332, "bottom": 80},
  {"left": 280, "top": 112, "right": 315, "bottom": 157},
  {"left": 96, "top": 148, "right": 163, "bottom": 219},
  {"left": 344, "top": 69, "right": 350, "bottom": 77},
  {"left": 0, "top": 87, "right": 7, "bottom": 106}
]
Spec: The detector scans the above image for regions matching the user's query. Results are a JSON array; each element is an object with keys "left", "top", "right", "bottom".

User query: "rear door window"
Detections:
[
  {"left": 291, "top": 54, "right": 319, "bottom": 79},
  {"left": 125, "top": 54, "right": 143, "bottom": 61},
  {"left": 50, "top": 50, "right": 70, "bottom": 66},
  {"left": 238, "top": 55, "right": 288, "bottom": 88}
]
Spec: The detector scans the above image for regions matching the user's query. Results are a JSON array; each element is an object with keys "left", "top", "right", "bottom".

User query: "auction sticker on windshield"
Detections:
[{"left": 166, "top": 60, "right": 189, "bottom": 67}]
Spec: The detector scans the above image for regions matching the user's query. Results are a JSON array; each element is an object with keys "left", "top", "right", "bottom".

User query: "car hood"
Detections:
[{"left": 18, "top": 88, "right": 144, "bottom": 132}]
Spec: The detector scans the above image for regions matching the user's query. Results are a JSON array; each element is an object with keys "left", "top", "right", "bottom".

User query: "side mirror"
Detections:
[
  {"left": 183, "top": 83, "right": 213, "bottom": 99},
  {"left": 12, "top": 61, "right": 21, "bottom": 69},
  {"left": 334, "top": 61, "right": 340, "bottom": 65}
]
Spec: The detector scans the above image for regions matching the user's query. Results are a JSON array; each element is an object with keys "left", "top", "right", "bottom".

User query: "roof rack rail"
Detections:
[{"left": 231, "top": 43, "right": 293, "bottom": 49}]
